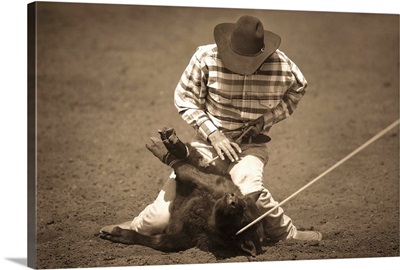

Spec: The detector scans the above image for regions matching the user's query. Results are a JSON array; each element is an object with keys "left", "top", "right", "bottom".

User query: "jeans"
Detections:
[{"left": 130, "top": 138, "right": 296, "bottom": 240}]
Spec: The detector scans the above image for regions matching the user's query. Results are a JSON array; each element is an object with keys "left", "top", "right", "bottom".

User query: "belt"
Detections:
[{"left": 240, "top": 134, "right": 271, "bottom": 144}]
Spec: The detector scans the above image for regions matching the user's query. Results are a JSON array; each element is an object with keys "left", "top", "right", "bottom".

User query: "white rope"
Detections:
[{"left": 236, "top": 118, "right": 400, "bottom": 236}]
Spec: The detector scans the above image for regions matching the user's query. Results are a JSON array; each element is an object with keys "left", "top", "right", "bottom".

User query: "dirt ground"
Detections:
[{"left": 33, "top": 3, "right": 399, "bottom": 269}]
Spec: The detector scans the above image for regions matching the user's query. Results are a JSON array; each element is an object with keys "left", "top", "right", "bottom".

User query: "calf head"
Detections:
[{"left": 211, "top": 191, "right": 264, "bottom": 256}]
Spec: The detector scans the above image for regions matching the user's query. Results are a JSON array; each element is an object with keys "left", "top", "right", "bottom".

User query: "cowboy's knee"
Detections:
[{"left": 231, "top": 169, "right": 264, "bottom": 195}]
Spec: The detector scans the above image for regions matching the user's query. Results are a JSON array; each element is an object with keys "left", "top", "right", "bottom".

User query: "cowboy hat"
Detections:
[{"left": 214, "top": 15, "right": 281, "bottom": 75}]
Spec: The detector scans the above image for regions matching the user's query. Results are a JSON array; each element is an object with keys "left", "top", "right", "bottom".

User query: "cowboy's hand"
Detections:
[
  {"left": 208, "top": 131, "right": 241, "bottom": 162},
  {"left": 248, "top": 116, "right": 264, "bottom": 136}
]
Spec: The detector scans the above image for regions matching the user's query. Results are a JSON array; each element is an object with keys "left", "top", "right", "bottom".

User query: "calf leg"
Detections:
[
  {"left": 157, "top": 127, "right": 188, "bottom": 159},
  {"left": 100, "top": 226, "right": 192, "bottom": 252},
  {"left": 100, "top": 221, "right": 131, "bottom": 234},
  {"left": 148, "top": 128, "right": 206, "bottom": 169},
  {"left": 146, "top": 133, "right": 239, "bottom": 195}
]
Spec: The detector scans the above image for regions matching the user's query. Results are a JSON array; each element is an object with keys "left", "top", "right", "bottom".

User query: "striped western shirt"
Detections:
[{"left": 174, "top": 44, "right": 308, "bottom": 141}]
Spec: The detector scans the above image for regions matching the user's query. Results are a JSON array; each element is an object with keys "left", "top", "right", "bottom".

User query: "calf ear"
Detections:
[
  {"left": 239, "top": 239, "right": 257, "bottom": 257},
  {"left": 243, "top": 190, "right": 263, "bottom": 203}
]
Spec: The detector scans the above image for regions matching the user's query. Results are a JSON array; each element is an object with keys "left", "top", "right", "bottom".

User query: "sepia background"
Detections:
[{"left": 31, "top": 2, "right": 398, "bottom": 269}]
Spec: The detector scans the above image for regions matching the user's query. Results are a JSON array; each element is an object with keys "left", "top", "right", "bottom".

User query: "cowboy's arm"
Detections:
[
  {"left": 174, "top": 51, "right": 218, "bottom": 140},
  {"left": 262, "top": 56, "right": 308, "bottom": 130},
  {"left": 174, "top": 49, "right": 241, "bottom": 162}
]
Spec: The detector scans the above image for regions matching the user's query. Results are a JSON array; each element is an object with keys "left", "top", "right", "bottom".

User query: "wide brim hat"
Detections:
[{"left": 214, "top": 15, "right": 281, "bottom": 75}]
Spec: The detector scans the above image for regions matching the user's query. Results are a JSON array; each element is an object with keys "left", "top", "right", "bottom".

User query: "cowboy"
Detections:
[{"left": 117, "top": 15, "right": 322, "bottom": 242}]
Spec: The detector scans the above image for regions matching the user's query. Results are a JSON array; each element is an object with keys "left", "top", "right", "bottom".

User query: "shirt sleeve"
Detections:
[
  {"left": 174, "top": 48, "right": 218, "bottom": 140},
  {"left": 262, "top": 54, "right": 308, "bottom": 130}
]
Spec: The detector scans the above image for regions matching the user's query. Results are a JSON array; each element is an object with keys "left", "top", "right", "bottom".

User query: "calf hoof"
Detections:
[
  {"left": 100, "top": 221, "right": 131, "bottom": 234},
  {"left": 146, "top": 137, "right": 170, "bottom": 163},
  {"left": 146, "top": 135, "right": 185, "bottom": 166},
  {"left": 100, "top": 226, "right": 123, "bottom": 241},
  {"left": 100, "top": 226, "right": 145, "bottom": 246},
  {"left": 158, "top": 127, "right": 188, "bottom": 159},
  {"left": 100, "top": 224, "right": 117, "bottom": 235},
  {"left": 100, "top": 226, "right": 136, "bottom": 245}
]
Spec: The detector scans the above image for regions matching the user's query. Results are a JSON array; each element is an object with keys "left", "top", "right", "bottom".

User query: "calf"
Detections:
[{"left": 100, "top": 128, "right": 265, "bottom": 257}]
